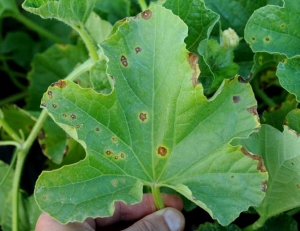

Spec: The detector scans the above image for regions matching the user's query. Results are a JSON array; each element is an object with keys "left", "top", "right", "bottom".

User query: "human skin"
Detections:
[{"left": 35, "top": 193, "right": 185, "bottom": 231}]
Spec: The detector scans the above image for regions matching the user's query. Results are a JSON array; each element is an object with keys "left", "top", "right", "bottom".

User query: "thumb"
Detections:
[{"left": 123, "top": 208, "right": 185, "bottom": 231}]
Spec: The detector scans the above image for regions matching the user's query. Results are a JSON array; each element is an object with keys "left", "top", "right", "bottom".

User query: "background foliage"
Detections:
[{"left": 0, "top": 0, "right": 300, "bottom": 230}]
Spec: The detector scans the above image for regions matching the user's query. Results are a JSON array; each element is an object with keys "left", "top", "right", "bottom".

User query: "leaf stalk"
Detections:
[
  {"left": 242, "top": 216, "right": 267, "bottom": 231},
  {"left": 151, "top": 185, "right": 165, "bottom": 210}
]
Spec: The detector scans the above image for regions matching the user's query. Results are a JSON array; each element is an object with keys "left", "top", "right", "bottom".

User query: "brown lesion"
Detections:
[
  {"left": 141, "top": 9, "right": 152, "bottom": 20},
  {"left": 157, "top": 146, "right": 167, "bottom": 156},
  {"left": 51, "top": 80, "right": 67, "bottom": 88},
  {"left": 232, "top": 96, "right": 240, "bottom": 103},
  {"left": 135, "top": 47, "right": 142, "bottom": 54},
  {"left": 139, "top": 112, "right": 147, "bottom": 122},
  {"left": 120, "top": 55, "right": 128, "bottom": 67},
  {"left": 247, "top": 106, "right": 258, "bottom": 116},
  {"left": 188, "top": 52, "right": 199, "bottom": 87},
  {"left": 261, "top": 180, "right": 268, "bottom": 192},
  {"left": 241, "top": 147, "right": 266, "bottom": 172}
]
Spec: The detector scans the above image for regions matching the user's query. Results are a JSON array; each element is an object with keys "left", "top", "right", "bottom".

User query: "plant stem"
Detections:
[
  {"left": 252, "top": 77, "right": 276, "bottom": 108},
  {"left": 0, "top": 91, "right": 28, "bottom": 106},
  {"left": 65, "top": 58, "right": 95, "bottom": 81},
  {"left": 151, "top": 185, "right": 165, "bottom": 210},
  {"left": 138, "top": 0, "right": 148, "bottom": 11},
  {"left": 242, "top": 216, "right": 267, "bottom": 231},
  {"left": 11, "top": 109, "right": 48, "bottom": 231},
  {"left": 0, "top": 117, "right": 22, "bottom": 143},
  {"left": 0, "top": 141, "right": 21, "bottom": 148},
  {"left": 10, "top": 12, "right": 64, "bottom": 44},
  {"left": 75, "top": 26, "right": 99, "bottom": 62}
]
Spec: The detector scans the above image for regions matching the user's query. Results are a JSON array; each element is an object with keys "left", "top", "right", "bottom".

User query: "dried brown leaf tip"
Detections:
[
  {"left": 142, "top": 9, "right": 152, "bottom": 20},
  {"left": 241, "top": 147, "right": 266, "bottom": 172},
  {"left": 247, "top": 106, "right": 258, "bottom": 116},
  {"left": 188, "top": 52, "right": 199, "bottom": 87},
  {"left": 51, "top": 80, "right": 67, "bottom": 88}
]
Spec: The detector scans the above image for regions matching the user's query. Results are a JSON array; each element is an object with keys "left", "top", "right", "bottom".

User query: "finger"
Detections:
[
  {"left": 124, "top": 207, "right": 185, "bottom": 231},
  {"left": 35, "top": 212, "right": 96, "bottom": 231},
  {"left": 95, "top": 193, "right": 183, "bottom": 227}
]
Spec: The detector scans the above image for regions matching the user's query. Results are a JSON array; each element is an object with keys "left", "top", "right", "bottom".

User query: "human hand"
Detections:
[{"left": 35, "top": 193, "right": 185, "bottom": 231}]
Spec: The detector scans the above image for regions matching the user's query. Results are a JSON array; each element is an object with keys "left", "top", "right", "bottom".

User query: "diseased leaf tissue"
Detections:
[{"left": 36, "top": 5, "right": 267, "bottom": 226}]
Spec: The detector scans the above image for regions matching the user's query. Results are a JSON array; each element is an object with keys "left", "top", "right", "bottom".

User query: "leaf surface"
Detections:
[
  {"left": 37, "top": 5, "right": 267, "bottom": 225},
  {"left": 22, "top": 0, "right": 95, "bottom": 27},
  {"left": 277, "top": 57, "right": 300, "bottom": 102},
  {"left": 164, "top": 0, "right": 219, "bottom": 53},
  {"left": 244, "top": 0, "right": 300, "bottom": 58},
  {"left": 234, "top": 124, "right": 300, "bottom": 220}
]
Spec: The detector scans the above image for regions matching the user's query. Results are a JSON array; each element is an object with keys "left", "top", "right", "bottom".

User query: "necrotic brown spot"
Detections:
[
  {"left": 261, "top": 180, "right": 268, "bottom": 192},
  {"left": 265, "top": 37, "right": 270, "bottom": 42},
  {"left": 251, "top": 37, "right": 256, "bottom": 41},
  {"left": 142, "top": 10, "right": 152, "bottom": 20},
  {"left": 105, "top": 150, "right": 112, "bottom": 155},
  {"left": 47, "top": 91, "right": 53, "bottom": 99},
  {"left": 233, "top": 96, "right": 240, "bottom": 103},
  {"left": 38, "top": 130, "right": 45, "bottom": 140},
  {"left": 71, "top": 114, "right": 76, "bottom": 119},
  {"left": 76, "top": 124, "right": 81, "bottom": 128},
  {"left": 247, "top": 106, "right": 258, "bottom": 116},
  {"left": 241, "top": 147, "right": 266, "bottom": 172},
  {"left": 40, "top": 103, "right": 46, "bottom": 108},
  {"left": 51, "top": 80, "right": 67, "bottom": 88},
  {"left": 112, "top": 137, "right": 118, "bottom": 142},
  {"left": 95, "top": 127, "right": 100, "bottom": 132},
  {"left": 63, "top": 114, "right": 67, "bottom": 118},
  {"left": 238, "top": 76, "right": 248, "bottom": 83},
  {"left": 114, "top": 156, "right": 118, "bottom": 160},
  {"left": 139, "top": 112, "right": 147, "bottom": 122},
  {"left": 121, "top": 153, "right": 125, "bottom": 158},
  {"left": 52, "top": 104, "right": 57, "bottom": 108},
  {"left": 42, "top": 196, "right": 46, "bottom": 200},
  {"left": 120, "top": 55, "right": 128, "bottom": 67},
  {"left": 297, "top": 184, "right": 300, "bottom": 189},
  {"left": 188, "top": 52, "right": 199, "bottom": 87},
  {"left": 157, "top": 146, "right": 167, "bottom": 156},
  {"left": 135, "top": 47, "right": 142, "bottom": 54}
]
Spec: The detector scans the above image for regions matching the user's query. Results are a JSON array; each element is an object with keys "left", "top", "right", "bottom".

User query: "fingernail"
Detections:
[{"left": 163, "top": 209, "right": 182, "bottom": 231}]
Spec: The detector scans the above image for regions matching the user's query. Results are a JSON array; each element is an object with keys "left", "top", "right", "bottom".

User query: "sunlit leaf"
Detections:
[
  {"left": 277, "top": 57, "right": 300, "bottom": 102},
  {"left": 244, "top": 0, "right": 300, "bottom": 58},
  {"left": 164, "top": 0, "right": 219, "bottom": 53},
  {"left": 36, "top": 5, "right": 267, "bottom": 226},
  {"left": 234, "top": 124, "right": 300, "bottom": 221},
  {"left": 262, "top": 97, "right": 298, "bottom": 131}
]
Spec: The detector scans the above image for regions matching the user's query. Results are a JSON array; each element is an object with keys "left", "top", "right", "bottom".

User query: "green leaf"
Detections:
[
  {"left": 85, "top": 12, "right": 113, "bottom": 44},
  {"left": 26, "top": 43, "right": 89, "bottom": 110},
  {"left": 257, "top": 214, "right": 298, "bottom": 231},
  {"left": 164, "top": 0, "right": 219, "bottom": 53},
  {"left": 262, "top": 97, "right": 298, "bottom": 131},
  {"left": 0, "top": 0, "right": 19, "bottom": 17},
  {"left": 38, "top": 117, "right": 69, "bottom": 164},
  {"left": 251, "top": 52, "right": 284, "bottom": 81},
  {"left": 197, "top": 222, "right": 241, "bottom": 231},
  {"left": 244, "top": 0, "right": 300, "bottom": 58},
  {"left": 234, "top": 124, "right": 300, "bottom": 221},
  {"left": 284, "top": 109, "right": 300, "bottom": 133},
  {"left": 0, "top": 105, "right": 36, "bottom": 140},
  {"left": 277, "top": 57, "right": 300, "bottom": 102},
  {"left": 94, "top": 0, "right": 131, "bottom": 24},
  {"left": 0, "top": 31, "right": 37, "bottom": 67},
  {"left": 0, "top": 161, "right": 14, "bottom": 224},
  {"left": 22, "top": 0, "right": 95, "bottom": 27},
  {"left": 0, "top": 161, "right": 41, "bottom": 231},
  {"left": 205, "top": 0, "right": 267, "bottom": 36},
  {"left": 198, "top": 39, "right": 240, "bottom": 94},
  {"left": 36, "top": 5, "right": 267, "bottom": 225}
]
